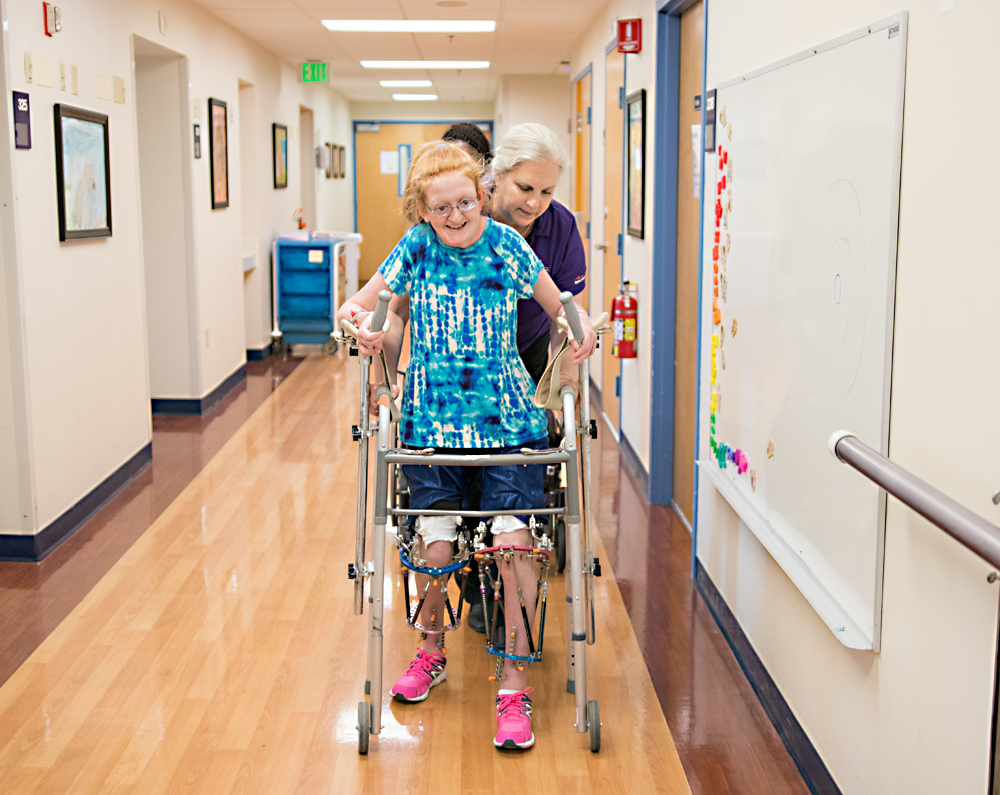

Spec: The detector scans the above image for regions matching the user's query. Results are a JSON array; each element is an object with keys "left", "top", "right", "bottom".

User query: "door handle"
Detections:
[{"left": 595, "top": 242, "right": 608, "bottom": 251}]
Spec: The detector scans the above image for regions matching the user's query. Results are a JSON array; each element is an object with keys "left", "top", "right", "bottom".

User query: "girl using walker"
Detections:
[{"left": 339, "top": 140, "right": 596, "bottom": 750}]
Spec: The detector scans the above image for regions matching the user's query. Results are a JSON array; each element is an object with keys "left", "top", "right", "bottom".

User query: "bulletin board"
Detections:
[{"left": 697, "top": 13, "right": 908, "bottom": 651}]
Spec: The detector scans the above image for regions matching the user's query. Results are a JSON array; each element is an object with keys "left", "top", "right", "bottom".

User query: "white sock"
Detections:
[{"left": 498, "top": 689, "right": 519, "bottom": 695}]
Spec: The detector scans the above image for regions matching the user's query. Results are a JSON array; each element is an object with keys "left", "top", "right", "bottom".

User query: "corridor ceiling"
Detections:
[{"left": 191, "top": 0, "right": 609, "bottom": 102}]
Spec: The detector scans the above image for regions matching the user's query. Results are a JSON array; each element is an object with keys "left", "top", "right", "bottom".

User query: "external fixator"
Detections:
[
  {"left": 475, "top": 536, "right": 551, "bottom": 678},
  {"left": 395, "top": 522, "right": 475, "bottom": 635}
]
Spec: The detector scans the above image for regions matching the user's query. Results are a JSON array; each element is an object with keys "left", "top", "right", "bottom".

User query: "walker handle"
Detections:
[
  {"left": 559, "top": 292, "right": 585, "bottom": 343},
  {"left": 371, "top": 290, "right": 391, "bottom": 332}
]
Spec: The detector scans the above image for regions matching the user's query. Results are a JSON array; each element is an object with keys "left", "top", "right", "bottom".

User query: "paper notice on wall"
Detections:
[
  {"left": 380, "top": 151, "right": 399, "bottom": 174},
  {"left": 691, "top": 124, "right": 702, "bottom": 198}
]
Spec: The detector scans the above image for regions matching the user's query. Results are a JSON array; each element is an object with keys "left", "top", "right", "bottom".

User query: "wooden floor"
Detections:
[{"left": 0, "top": 353, "right": 692, "bottom": 794}]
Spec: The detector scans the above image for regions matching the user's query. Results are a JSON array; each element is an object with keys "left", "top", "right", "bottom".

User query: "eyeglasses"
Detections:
[{"left": 426, "top": 197, "right": 480, "bottom": 217}]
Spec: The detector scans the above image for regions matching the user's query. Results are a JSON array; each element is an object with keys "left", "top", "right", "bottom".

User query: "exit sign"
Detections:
[{"left": 302, "top": 62, "right": 328, "bottom": 83}]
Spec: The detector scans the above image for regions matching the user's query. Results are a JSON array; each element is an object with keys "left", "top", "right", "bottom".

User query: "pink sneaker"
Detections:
[
  {"left": 390, "top": 649, "right": 447, "bottom": 702},
  {"left": 494, "top": 687, "right": 535, "bottom": 749}
]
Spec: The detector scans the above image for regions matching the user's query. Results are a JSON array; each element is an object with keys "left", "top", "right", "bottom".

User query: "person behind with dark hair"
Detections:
[{"left": 442, "top": 121, "right": 492, "bottom": 168}]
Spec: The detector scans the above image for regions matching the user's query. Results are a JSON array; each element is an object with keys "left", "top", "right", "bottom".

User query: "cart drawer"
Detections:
[
  {"left": 280, "top": 270, "right": 330, "bottom": 295},
  {"left": 279, "top": 318, "right": 333, "bottom": 333},
  {"left": 279, "top": 246, "right": 331, "bottom": 270},
  {"left": 279, "top": 294, "right": 331, "bottom": 318}
]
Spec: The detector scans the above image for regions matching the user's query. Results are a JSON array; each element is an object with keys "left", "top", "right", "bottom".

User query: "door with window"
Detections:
[{"left": 601, "top": 48, "right": 624, "bottom": 435}]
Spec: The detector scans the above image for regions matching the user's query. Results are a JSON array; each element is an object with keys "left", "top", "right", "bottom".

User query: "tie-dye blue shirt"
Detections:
[{"left": 378, "top": 218, "right": 548, "bottom": 449}]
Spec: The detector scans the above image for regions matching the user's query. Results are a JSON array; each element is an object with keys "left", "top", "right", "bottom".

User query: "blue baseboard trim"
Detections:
[
  {"left": 694, "top": 560, "right": 843, "bottom": 795},
  {"left": 246, "top": 342, "right": 275, "bottom": 361},
  {"left": 0, "top": 442, "right": 153, "bottom": 562},
  {"left": 151, "top": 363, "right": 247, "bottom": 415},
  {"left": 619, "top": 431, "right": 650, "bottom": 498}
]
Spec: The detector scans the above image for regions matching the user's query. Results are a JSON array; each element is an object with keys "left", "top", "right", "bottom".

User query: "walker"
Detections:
[{"left": 344, "top": 291, "right": 602, "bottom": 754}]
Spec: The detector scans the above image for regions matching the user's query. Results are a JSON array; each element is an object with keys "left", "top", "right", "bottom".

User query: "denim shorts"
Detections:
[{"left": 403, "top": 436, "right": 548, "bottom": 543}]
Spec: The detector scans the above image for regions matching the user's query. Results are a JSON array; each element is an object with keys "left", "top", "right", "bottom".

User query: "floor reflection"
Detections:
[
  {"left": 0, "top": 354, "right": 302, "bottom": 687},
  {"left": 591, "top": 424, "right": 810, "bottom": 795}
]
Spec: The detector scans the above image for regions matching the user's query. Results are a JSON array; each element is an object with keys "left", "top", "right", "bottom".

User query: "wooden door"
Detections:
[
  {"left": 355, "top": 123, "right": 491, "bottom": 282},
  {"left": 602, "top": 49, "right": 624, "bottom": 435},
  {"left": 672, "top": 2, "right": 704, "bottom": 522},
  {"left": 573, "top": 71, "right": 592, "bottom": 313}
]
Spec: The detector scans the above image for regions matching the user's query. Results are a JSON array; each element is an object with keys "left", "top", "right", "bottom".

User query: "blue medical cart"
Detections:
[{"left": 271, "top": 234, "right": 344, "bottom": 354}]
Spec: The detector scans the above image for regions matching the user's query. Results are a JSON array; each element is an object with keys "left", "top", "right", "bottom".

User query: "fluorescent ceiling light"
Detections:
[
  {"left": 362, "top": 61, "right": 489, "bottom": 69},
  {"left": 393, "top": 94, "right": 439, "bottom": 101},
  {"left": 380, "top": 80, "right": 433, "bottom": 87},
  {"left": 323, "top": 20, "right": 495, "bottom": 33}
]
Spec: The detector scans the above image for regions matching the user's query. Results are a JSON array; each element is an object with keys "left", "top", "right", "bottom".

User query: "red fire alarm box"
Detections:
[{"left": 617, "top": 18, "right": 642, "bottom": 54}]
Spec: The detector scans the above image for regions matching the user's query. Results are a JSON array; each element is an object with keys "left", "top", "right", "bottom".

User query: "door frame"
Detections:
[
  {"left": 654, "top": 0, "right": 708, "bottom": 564},
  {"left": 604, "top": 35, "right": 625, "bottom": 437},
  {"left": 351, "top": 120, "right": 494, "bottom": 234},
  {"left": 571, "top": 63, "right": 593, "bottom": 279}
]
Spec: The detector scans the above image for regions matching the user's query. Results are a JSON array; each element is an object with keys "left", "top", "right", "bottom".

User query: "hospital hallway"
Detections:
[{"left": 0, "top": 351, "right": 809, "bottom": 794}]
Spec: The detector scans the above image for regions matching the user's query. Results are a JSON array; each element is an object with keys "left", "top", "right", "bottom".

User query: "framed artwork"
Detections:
[
  {"left": 208, "top": 98, "right": 229, "bottom": 209},
  {"left": 325, "top": 142, "right": 333, "bottom": 179},
  {"left": 273, "top": 123, "right": 288, "bottom": 188},
  {"left": 338, "top": 145, "right": 346, "bottom": 179},
  {"left": 626, "top": 88, "right": 646, "bottom": 239},
  {"left": 53, "top": 103, "right": 112, "bottom": 241}
]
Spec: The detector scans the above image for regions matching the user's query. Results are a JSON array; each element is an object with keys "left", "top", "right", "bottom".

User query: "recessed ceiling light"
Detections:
[
  {"left": 380, "top": 80, "right": 433, "bottom": 87},
  {"left": 362, "top": 61, "right": 489, "bottom": 69},
  {"left": 322, "top": 20, "right": 494, "bottom": 32},
  {"left": 393, "top": 94, "right": 439, "bottom": 101}
]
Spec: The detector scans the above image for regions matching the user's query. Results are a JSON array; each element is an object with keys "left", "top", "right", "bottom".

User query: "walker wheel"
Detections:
[
  {"left": 358, "top": 702, "right": 370, "bottom": 754},
  {"left": 323, "top": 338, "right": 338, "bottom": 355},
  {"left": 588, "top": 700, "right": 600, "bottom": 752}
]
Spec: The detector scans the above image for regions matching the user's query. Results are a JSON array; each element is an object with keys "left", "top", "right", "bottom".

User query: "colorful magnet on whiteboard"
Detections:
[
  {"left": 721, "top": 176, "right": 726, "bottom": 189},
  {"left": 710, "top": 394, "right": 717, "bottom": 412},
  {"left": 714, "top": 231, "right": 720, "bottom": 243},
  {"left": 713, "top": 246, "right": 719, "bottom": 260},
  {"left": 713, "top": 309, "right": 721, "bottom": 325},
  {"left": 718, "top": 145, "right": 722, "bottom": 157},
  {"left": 712, "top": 298, "right": 719, "bottom": 311},
  {"left": 718, "top": 158, "right": 724, "bottom": 170},
  {"left": 714, "top": 286, "right": 719, "bottom": 297},
  {"left": 713, "top": 275, "right": 718, "bottom": 286},
  {"left": 724, "top": 151, "right": 728, "bottom": 165},
  {"left": 715, "top": 217, "right": 720, "bottom": 228},
  {"left": 713, "top": 262, "right": 718, "bottom": 274},
  {"left": 710, "top": 413, "right": 715, "bottom": 423},
  {"left": 711, "top": 333, "right": 718, "bottom": 348},
  {"left": 717, "top": 181, "right": 722, "bottom": 195}
]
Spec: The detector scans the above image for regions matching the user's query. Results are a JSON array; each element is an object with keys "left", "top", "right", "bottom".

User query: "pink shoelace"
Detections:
[
  {"left": 404, "top": 648, "right": 446, "bottom": 681},
  {"left": 496, "top": 686, "right": 534, "bottom": 719}
]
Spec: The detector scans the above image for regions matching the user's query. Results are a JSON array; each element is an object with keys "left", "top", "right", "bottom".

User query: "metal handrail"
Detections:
[{"left": 828, "top": 431, "right": 1000, "bottom": 570}]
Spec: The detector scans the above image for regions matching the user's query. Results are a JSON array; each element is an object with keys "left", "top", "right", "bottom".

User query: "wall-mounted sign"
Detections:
[
  {"left": 193, "top": 123, "right": 201, "bottom": 158},
  {"left": 13, "top": 91, "right": 30, "bottom": 149},
  {"left": 301, "top": 62, "right": 328, "bottom": 83},
  {"left": 617, "top": 18, "right": 642, "bottom": 54}
]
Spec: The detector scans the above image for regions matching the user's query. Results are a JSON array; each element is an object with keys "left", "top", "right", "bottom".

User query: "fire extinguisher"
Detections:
[{"left": 611, "top": 281, "right": 638, "bottom": 358}]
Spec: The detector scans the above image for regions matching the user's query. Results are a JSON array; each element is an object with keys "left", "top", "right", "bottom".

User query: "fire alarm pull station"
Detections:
[
  {"left": 617, "top": 18, "right": 641, "bottom": 54},
  {"left": 43, "top": 3, "right": 61, "bottom": 36}
]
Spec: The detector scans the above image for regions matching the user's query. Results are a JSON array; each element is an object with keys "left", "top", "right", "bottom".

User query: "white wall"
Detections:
[
  {"left": 569, "top": 2, "right": 656, "bottom": 468},
  {"left": 349, "top": 101, "right": 494, "bottom": 124},
  {"left": 0, "top": 222, "right": 23, "bottom": 533},
  {"left": 135, "top": 51, "right": 195, "bottom": 399},
  {"left": 493, "top": 75, "right": 573, "bottom": 206},
  {"left": 695, "top": 2, "right": 1000, "bottom": 794},
  {"left": 1, "top": 0, "right": 355, "bottom": 535}
]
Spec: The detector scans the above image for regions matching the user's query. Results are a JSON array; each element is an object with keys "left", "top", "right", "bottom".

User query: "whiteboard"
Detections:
[{"left": 697, "top": 14, "right": 907, "bottom": 651}]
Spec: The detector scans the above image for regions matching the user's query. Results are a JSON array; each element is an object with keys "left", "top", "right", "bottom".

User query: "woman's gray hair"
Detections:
[{"left": 492, "top": 122, "right": 570, "bottom": 178}]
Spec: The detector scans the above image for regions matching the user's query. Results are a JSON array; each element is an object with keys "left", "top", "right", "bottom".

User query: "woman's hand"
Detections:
[
  {"left": 561, "top": 303, "right": 597, "bottom": 363},
  {"left": 368, "top": 382, "right": 400, "bottom": 417}
]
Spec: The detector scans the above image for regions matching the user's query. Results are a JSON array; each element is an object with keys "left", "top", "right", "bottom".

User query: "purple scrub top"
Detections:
[{"left": 513, "top": 199, "right": 588, "bottom": 353}]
